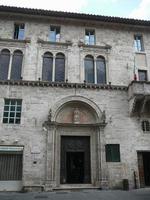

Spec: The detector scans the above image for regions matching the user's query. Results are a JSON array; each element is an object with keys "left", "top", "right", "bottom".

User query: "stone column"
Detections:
[
  {"left": 99, "top": 126, "right": 109, "bottom": 189},
  {"left": 45, "top": 124, "right": 56, "bottom": 191}
]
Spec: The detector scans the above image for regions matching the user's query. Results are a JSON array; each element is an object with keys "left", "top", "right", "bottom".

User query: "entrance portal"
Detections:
[
  {"left": 138, "top": 152, "right": 150, "bottom": 187},
  {"left": 66, "top": 152, "right": 84, "bottom": 183},
  {"left": 60, "top": 136, "right": 91, "bottom": 184}
]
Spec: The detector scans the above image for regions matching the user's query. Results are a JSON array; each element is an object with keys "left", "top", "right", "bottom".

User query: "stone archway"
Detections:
[{"left": 43, "top": 96, "right": 108, "bottom": 190}]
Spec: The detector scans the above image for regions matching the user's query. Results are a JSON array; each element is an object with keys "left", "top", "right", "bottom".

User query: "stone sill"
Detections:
[
  {"left": 37, "top": 38, "right": 72, "bottom": 46},
  {"left": 135, "top": 51, "right": 146, "bottom": 55},
  {"left": 0, "top": 38, "right": 31, "bottom": 43},
  {"left": 78, "top": 42, "right": 112, "bottom": 50},
  {"left": 0, "top": 80, "right": 128, "bottom": 91}
]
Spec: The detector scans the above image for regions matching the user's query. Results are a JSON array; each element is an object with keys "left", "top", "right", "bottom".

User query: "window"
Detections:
[
  {"left": 105, "top": 144, "right": 120, "bottom": 162},
  {"left": 55, "top": 53, "right": 65, "bottom": 82},
  {"left": 84, "top": 55, "right": 106, "bottom": 84},
  {"left": 42, "top": 52, "right": 53, "bottom": 81},
  {"left": 138, "top": 70, "right": 147, "bottom": 81},
  {"left": 42, "top": 52, "right": 65, "bottom": 82},
  {"left": 10, "top": 50, "right": 23, "bottom": 80},
  {"left": 14, "top": 23, "right": 25, "bottom": 40},
  {"left": 0, "top": 49, "right": 10, "bottom": 80},
  {"left": 85, "top": 29, "right": 95, "bottom": 45},
  {"left": 84, "top": 55, "right": 94, "bottom": 83},
  {"left": 142, "top": 120, "right": 150, "bottom": 132},
  {"left": 3, "top": 99, "right": 22, "bottom": 124},
  {"left": 134, "top": 35, "right": 144, "bottom": 52},
  {"left": 96, "top": 56, "right": 106, "bottom": 84},
  {"left": 0, "top": 49, "right": 23, "bottom": 81},
  {"left": 49, "top": 26, "right": 60, "bottom": 42}
]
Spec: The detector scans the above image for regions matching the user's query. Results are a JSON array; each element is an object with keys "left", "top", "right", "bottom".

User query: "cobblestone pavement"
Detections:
[{"left": 0, "top": 188, "right": 150, "bottom": 200}]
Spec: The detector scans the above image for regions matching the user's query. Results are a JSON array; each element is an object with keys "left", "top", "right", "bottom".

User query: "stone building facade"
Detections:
[{"left": 0, "top": 5, "right": 150, "bottom": 191}]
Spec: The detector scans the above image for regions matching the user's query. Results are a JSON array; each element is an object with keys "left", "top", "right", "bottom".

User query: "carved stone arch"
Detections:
[{"left": 51, "top": 95, "right": 103, "bottom": 123}]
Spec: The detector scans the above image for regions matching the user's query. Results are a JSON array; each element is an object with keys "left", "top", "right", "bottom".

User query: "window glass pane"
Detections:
[
  {"left": 97, "top": 57, "right": 106, "bottom": 84},
  {"left": 3, "top": 118, "right": 8, "bottom": 123},
  {"left": 10, "top": 51, "right": 23, "bottom": 80},
  {"left": 9, "top": 118, "right": 15, "bottom": 124},
  {"left": 138, "top": 70, "right": 147, "bottom": 81},
  {"left": 18, "top": 29, "right": 24, "bottom": 40},
  {"left": 10, "top": 99, "right": 16, "bottom": 105},
  {"left": 42, "top": 53, "right": 53, "bottom": 81},
  {"left": 3, "top": 112, "right": 8, "bottom": 117},
  {"left": 10, "top": 112, "right": 15, "bottom": 118},
  {"left": 49, "top": 31, "right": 56, "bottom": 41},
  {"left": 17, "top": 106, "right": 21, "bottom": 112},
  {"left": 15, "top": 118, "right": 20, "bottom": 124},
  {"left": 106, "top": 144, "right": 120, "bottom": 162},
  {"left": 10, "top": 106, "right": 15, "bottom": 111},
  {"left": 4, "top": 106, "right": 9, "bottom": 111},
  {"left": 17, "top": 100, "right": 22, "bottom": 105},
  {"left": 55, "top": 54, "right": 65, "bottom": 82},
  {"left": 0, "top": 49, "right": 10, "bottom": 80},
  {"left": 84, "top": 56, "right": 94, "bottom": 83},
  {"left": 5, "top": 99, "right": 10, "bottom": 105},
  {"left": 16, "top": 113, "right": 21, "bottom": 118}
]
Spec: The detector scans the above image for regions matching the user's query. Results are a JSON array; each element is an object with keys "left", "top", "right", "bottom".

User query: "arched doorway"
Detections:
[{"left": 43, "top": 96, "right": 108, "bottom": 190}]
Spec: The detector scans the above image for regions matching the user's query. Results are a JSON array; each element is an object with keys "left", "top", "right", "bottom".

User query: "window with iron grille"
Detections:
[
  {"left": 3, "top": 99, "right": 22, "bottom": 124},
  {"left": 105, "top": 144, "right": 120, "bottom": 162},
  {"left": 138, "top": 70, "right": 148, "bottom": 81},
  {"left": 141, "top": 120, "right": 150, "bottom": 132}
]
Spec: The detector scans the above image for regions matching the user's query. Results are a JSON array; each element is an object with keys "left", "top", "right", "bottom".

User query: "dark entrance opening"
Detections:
[
  {"left": 66, "top": 152, "right": 84, "bottom": 183},
  {"left": 138, "top": 152, "right": 150, "bottom": 187},
  {"left": 60, "top": 136, "right": 91, "bottom": 184},
  {"left": 143, "top": 153, "right": 150, "bottom": 186}
]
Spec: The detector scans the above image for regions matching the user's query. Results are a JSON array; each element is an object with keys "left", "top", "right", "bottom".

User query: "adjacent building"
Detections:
[{"left": 0, "top": 5, "right": 150, "bottom": 191}]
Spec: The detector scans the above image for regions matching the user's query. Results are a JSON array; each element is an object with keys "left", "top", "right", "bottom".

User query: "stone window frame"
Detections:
[
  {"left": 0, "top": 47, "right": 24, "bottom": 81},
  {"left": 82, "top": 53, "right": 107, "bottom": 84},
  {"left": 39, "top": 49, "right": 67, "bottom": 82},
  {"left": 3, "top": 98, "right": 22, "bottom": 124}
]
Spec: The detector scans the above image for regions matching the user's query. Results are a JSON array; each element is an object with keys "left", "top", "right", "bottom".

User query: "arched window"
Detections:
[
  {"left": 0, "top": 49, "right": 10, "bottom": 80},
  {"left": 84, "top": 55, "right": 94, "bottom": 83},
  {"left": 10, "top": 50, "right": 23, "bottom": 80},
  {"left": 42, "top": 52, "right": 53, "bottom": 81},
  {"left": 142, "top": 120, "right": 150, "bottom": 132},
  {"left": 55, "top": 53, "right": 65, "bottom": 82},
  {"left": 96, "top": 56, "right": 106, "bottom": 84}
]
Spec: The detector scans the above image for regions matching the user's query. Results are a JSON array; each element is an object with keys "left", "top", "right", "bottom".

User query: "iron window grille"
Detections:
[
  {"left": 3, "top": 99, "right": 22, "bottom": 124},
  {"left": 141, "top": 120, "right": 150, "bottom": 132}
]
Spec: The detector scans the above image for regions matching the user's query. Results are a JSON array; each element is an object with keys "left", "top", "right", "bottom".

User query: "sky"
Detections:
[{"left": 0, "top": 0, "right": 150, "bottom": 20}]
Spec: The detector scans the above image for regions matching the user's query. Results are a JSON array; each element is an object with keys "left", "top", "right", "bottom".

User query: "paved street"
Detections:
[{"left": 0, "top": 188, "right": 150, "bottom": 200}]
